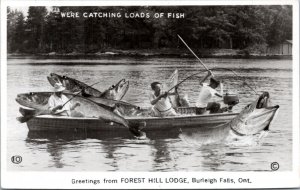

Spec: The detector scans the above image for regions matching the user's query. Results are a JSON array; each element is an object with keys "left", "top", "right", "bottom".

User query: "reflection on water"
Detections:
[{"left": 7, "top": 57, "right": 292, "bottom": 171}]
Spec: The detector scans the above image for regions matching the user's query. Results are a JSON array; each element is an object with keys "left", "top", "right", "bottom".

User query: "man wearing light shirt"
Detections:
[
  {"left": 149, "top": 82, "right": 178, "bottom": 117},
  {"left": 196, "top": 70, "right": 223, "bottom": 114},
  {"left": 48, "top": 83, "right": 81, "bottom": 116}
]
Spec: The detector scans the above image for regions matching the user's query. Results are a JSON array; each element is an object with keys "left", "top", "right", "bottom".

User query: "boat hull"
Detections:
[{"left": 26, "top": 113, "right": 238, "bottom": 132}]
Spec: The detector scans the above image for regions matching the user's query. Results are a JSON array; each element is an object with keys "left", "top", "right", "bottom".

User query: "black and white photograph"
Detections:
[{"left": 1, "top": 1, "right": 299, "bottom": 189}]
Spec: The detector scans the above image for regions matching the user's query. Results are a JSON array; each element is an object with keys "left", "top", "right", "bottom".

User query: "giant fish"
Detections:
[
  {"left": 47, "top": 73, "right": 102, "bottom": 97},
  {"left": 179, "top": 92, "right": 279, "bottom": 144},
  {"left": 229, "top": 92, "right": 279, "bottom": 135},
  {"left": 47, "top": 73, "right": 129, "bottom": 100},
  {"left": 16, "top": 92, "right": 141, "bottom": 117},
  {"left": 88, "top": 96, "right": 141, "bottom": 117},
  {"left": 15, "top": 92, "right": 145, "bottom": 138}
]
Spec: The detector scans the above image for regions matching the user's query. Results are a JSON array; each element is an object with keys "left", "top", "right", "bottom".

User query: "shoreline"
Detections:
[{"left": 7, "top": 49, "right": 292, "bottom": 60}]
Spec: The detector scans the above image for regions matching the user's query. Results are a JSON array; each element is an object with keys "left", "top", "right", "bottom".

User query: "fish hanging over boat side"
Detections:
[
  {"left": 179, "top": 92, "right": 279, "bottom": 144},
  {"left": 47, "top": 73, "right": 129, "bottom": 100},
  {"left": 87, "top": 96, "right": 141, "bottom": 117},
  {"left": 16, "top": 92, "right": 141, "bottom": 117},
  {"left": 15, "top": 93, "right": 145, "bottom": 137}
]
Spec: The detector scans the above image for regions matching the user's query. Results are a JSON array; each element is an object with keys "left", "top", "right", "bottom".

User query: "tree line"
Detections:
[{"left": 7, "top": 6, "right": 292, "bottom": 54}]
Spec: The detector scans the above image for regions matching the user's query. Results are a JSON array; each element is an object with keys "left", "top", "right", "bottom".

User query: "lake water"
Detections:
[{"left": 6, "top": 57, "right": 292, "bottom": 171}]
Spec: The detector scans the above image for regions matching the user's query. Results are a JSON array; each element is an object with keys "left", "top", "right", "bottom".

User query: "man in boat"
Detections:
[
  {"left": 196, "top": 70, "right": 223, "bottom": 114},
  {"left": 149, "top": 82, "right": 178, "bottom": 117},
  {"left": 48, "top": 83, "right": 83, "bottom": 117}
]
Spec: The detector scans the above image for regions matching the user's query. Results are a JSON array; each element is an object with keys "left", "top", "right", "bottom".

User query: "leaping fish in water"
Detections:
[
  {"left": 179, "top": 92, "right": 279, "bottom": 144},
  {"left": 47, "top": 73, "right": 129, "bottom": 100}
]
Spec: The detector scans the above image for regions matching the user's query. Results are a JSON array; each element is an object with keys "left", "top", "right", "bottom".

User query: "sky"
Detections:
[
  {"left": 9, "top": 6, "right": 51, "bottom": 17},
  {"left": 10, "top": 6, "right": 29, "bottom": 17}
]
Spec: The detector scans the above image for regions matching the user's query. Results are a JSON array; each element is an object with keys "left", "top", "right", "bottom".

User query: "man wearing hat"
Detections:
[
  {"left": 48, "top": 83, "right": 81, "bottom": 116},
  {"left": 196, "top": 70, "right": 223, "bottom": 114},
  {"left": 149, "top": 81, "right": 178, "bottom": 117}
]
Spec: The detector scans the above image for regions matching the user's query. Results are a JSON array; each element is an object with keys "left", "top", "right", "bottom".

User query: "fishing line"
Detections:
[
  {"left": 167, "top": 70, "right": 207, "bottom": 92},
  {"left": 177, "top": 35, "right": 258, "bottom": 96},
  {"left": 209, "top": 68, "right": 259, "bottom": 95},
  {"left": 184, "top": 68, "right": 258, "bottom": 96}
]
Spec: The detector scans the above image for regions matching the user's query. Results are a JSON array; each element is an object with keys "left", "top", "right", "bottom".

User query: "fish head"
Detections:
[
  {"left": 100, "top": 79, "right": 129, "bottom": 100},
  {"left": 47, "top": 73, "right": 63, "bottom": 86},
  {"left": 16, "top": 92, "right": 51, "bottom": 109},
  {"left": 47, "top": 73, "right": 81, "bottom": 92},
  {"left": 231, "top": 92, "right": 280, "bottom": 135}
]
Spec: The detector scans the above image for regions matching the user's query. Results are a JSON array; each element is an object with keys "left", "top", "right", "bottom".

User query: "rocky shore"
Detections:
[{"left": 7, "top": 48, "right": 292, "bottom": 59}]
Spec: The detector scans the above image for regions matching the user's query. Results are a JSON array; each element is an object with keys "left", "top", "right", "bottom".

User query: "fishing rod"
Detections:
[
  {"left": 166, "top": 71, "right": 207, "bottom": 92},
  {"left": 177, "top": 34, "right": 215, "bottom": 77},
  {"left": 177, "top": 35, "right": 258, "bottom": 95},
  {"left": 167, "top": 68, "right": 258, "bottom": 96}
]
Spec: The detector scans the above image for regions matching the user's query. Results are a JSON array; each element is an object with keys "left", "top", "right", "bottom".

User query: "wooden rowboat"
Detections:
[{"left": 26, "top": 112, "right": 238, "bottom": 132}]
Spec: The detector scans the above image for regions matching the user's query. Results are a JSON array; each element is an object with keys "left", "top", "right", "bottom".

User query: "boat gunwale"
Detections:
[{"left": 33, "top": 112, "right": 239, "bottom": 121}]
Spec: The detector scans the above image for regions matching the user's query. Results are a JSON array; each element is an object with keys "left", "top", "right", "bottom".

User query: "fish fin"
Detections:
[
  {"left": 21, "top": 107, "right": 51, "bottom": 116},
  {"left": 230, "top": 127, "right": 246, "bottom": 136},
  {"left": 19, "top": 107, "right": 37, "bottom": 117},
  {"left": 129, "top": 121, "right": 146, "bottom": 130},
  {"left": 97, "top": 117, "right": 113, "bottom": 124},
  {"left": 81, "top": 90, "right": 92, "bottom": 97},
  {"left": 16, "top": 116, "right": 31, "bottom": 123},
  {"left": 128, "top": 122, "right": 147, "bottom": 138},
  {"left": 113, "top": 108, "right": 124, "bottom": 117},
  {"left": 263, "top": 123, "right": 270, "bottom": 131},
  {"left": 129, "top": 127, "right": 146, "bottom": 138},
  {"left": 95, "top": 102, "right": 115, "bottom": 111}
]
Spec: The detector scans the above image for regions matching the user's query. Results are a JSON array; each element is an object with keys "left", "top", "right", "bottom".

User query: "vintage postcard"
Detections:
[{"left": 1, "top": 0, "right": 299, "bottom": 189}]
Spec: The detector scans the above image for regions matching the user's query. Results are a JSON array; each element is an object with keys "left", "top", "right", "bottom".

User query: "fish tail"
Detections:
[{"left": 263, "top": 123, "right": 270, "bottom": 131}]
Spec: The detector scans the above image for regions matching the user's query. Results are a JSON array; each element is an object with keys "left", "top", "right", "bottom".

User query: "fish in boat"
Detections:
[
  {"left": 16, "top": 92, "right": 141, "bottom": 117},
  {"left": 99, "top": 78, "right": 129, "bottom": 100},
  {"left": 165, "top": 70, "right": 190, "bottom": 108},
  {"left": 87, "top": 96, "right": 141, "bottom": 117},
  {"left": 47, "top": 73, "right": 102, "bottom": 97},
  {"left": 166, "top": 69, "right": 180, "bottom": 108},
  {"left": 179, "top": 92, "right": 279, "bottom": 144},
  {"left": 15, "top": 93, "right": 145, "bottom": 138},
  {"left": 47, "top": 73, "right": 129, "bottom": 100}
]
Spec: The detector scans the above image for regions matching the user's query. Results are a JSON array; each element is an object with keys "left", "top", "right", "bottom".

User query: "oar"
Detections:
[{"left": 177, "top": 34, "right": 214, "bottom": 76}]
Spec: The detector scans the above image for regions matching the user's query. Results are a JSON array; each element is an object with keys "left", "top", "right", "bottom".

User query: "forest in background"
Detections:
[{"left": 7, "top": 6, "right": 292, "bottom": 55}]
